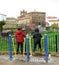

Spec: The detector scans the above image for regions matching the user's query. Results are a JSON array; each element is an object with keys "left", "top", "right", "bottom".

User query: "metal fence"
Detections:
[
  {"left": 0, "top": 36, "right": 9, "bottom": 54},
  {"left": 48, "top": 35, "right": 59, "bottom": 53},
  {"left": 0, "top": 34, "right": 59, "bottom": 55}
]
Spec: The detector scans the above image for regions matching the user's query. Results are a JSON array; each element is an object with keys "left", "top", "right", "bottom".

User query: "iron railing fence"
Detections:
[{"left": 0, "top": 34, "right": 59, "bottom": 54}]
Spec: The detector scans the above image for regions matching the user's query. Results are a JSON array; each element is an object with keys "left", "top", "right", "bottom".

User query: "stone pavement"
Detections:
[{"left": 0, "top": 55, "right": 59, "bottom": 65}]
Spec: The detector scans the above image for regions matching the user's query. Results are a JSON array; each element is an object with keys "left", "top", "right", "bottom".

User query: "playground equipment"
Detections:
[
  {"left": 0, "top": 33, "right": 55, "bottom": 63},
  {"left": 9, "top": 34, "right": 13, "bottom": 60},
  {"left": 9, "top": 34, "right": 51, "bottom": 63},
  {"left": 41, "top": 37, "right": 44, "bottom": 53},
  {"left": 44, "top": 34, "right": 49, "bottom": 62},
  {"left": 26, "top": 34, "right": 30, "bottom": 61},
  {"left": 23, "top": 38, "right": 26, "bottom": 56},
  {"left": 12, "top": 37, "right": 17, "bottom": 56},
  {"left": 29, "top": 37, "right": 32, "bottom": 56}
]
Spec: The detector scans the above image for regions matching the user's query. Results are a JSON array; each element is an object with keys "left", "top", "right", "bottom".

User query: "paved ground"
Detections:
[{"left": 0, "top": 55, "right": 59, "bottom": 65}]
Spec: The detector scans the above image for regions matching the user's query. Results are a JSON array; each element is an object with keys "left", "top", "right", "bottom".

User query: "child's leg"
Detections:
[
  {"left": 20, "top": 43, "right": 23, "bottom": 54},
  {"left": 16, "top": 43, "right": 20, "bottom": 54},
  {"left": 33, "top": 42, "right": 37, "bottom": 52},
  {"left": 38, "top": 41, "right": 42, "bottom": 52}
]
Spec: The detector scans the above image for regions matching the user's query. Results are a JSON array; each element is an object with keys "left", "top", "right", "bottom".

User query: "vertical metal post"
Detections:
[
  {"left": 23, "top": 38, "right": 26, "bottom": 56},
  {"left": 26, "top": 34, "right": 30, "bottom": 61},
  {"left": 29, "top": 37, "right": 32, "bottom": 56},
  {"left": 41, "top": 37, "right": 44, "bottom": 53},
  {"left": 12, "top": 37, "right": 17, "bottom": 56},
  {"left": 9, "top": 34, "right": 13, "bottom": 60},
  {"left": 44, "top": 34, "right": 48, "bottom": 62},
  {"left": 55, "top": 35, "right": 57, "bottom": 52}
]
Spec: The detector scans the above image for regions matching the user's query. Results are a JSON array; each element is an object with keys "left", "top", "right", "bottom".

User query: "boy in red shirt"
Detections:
[{"left": 15, "top": 27, "right": 26, "bottom": 54}]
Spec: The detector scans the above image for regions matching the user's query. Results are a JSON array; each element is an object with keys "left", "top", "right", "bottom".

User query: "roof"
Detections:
[
  {"left": 28, "top": 11, "right": 45, "bottom": 14},
  {"left": 47, "top": 16, "right": 57, "bottom": 19},
  {"left": 49, "top": 20, "right": 59, "bottom": 22},
  {"left": 47, "top": 16, "right": 59, "bottom": 22}
]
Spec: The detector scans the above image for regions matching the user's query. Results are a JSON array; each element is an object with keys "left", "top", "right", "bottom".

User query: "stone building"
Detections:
[
  {"left": 3, "top": 10, "right": 46, "bottom": 31},
  {"left": 3, "top": 17, "right": 17, "bottom": 29},
  {"left": 17, "top": 10, "right": 46, "bottom": 27}
]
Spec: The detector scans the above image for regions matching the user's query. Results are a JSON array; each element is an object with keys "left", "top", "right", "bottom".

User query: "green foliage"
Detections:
[
  {"left": 0, "top": 20, "right": 5, "bottom": 25},
  {"left": 51, "top": 23, "right": 58, "bottom": 29},
  {"left": 0, "top": 20, "right": 6, "bottom": 32}
]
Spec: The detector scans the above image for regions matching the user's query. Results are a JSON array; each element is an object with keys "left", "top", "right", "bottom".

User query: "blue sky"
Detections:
[{"left": 0, "top": 0, "right": 59, "bottom": 18}]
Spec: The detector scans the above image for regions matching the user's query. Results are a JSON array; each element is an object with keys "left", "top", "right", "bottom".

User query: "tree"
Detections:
[
  {"left": 0, "top": 20, "right": 5, "bottom": 32},
  {"left": 51, "top": 23, "right": 58, "bottom": 30}
]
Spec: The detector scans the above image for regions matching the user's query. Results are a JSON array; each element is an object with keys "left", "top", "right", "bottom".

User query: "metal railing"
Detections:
[{"left": 0, "top": 34, "right": 59, "bottom": 55}]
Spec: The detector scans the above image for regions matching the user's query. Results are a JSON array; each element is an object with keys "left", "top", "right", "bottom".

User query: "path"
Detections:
[{"left": 0, "top": 55, "right": 59, "bottom": 65}]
